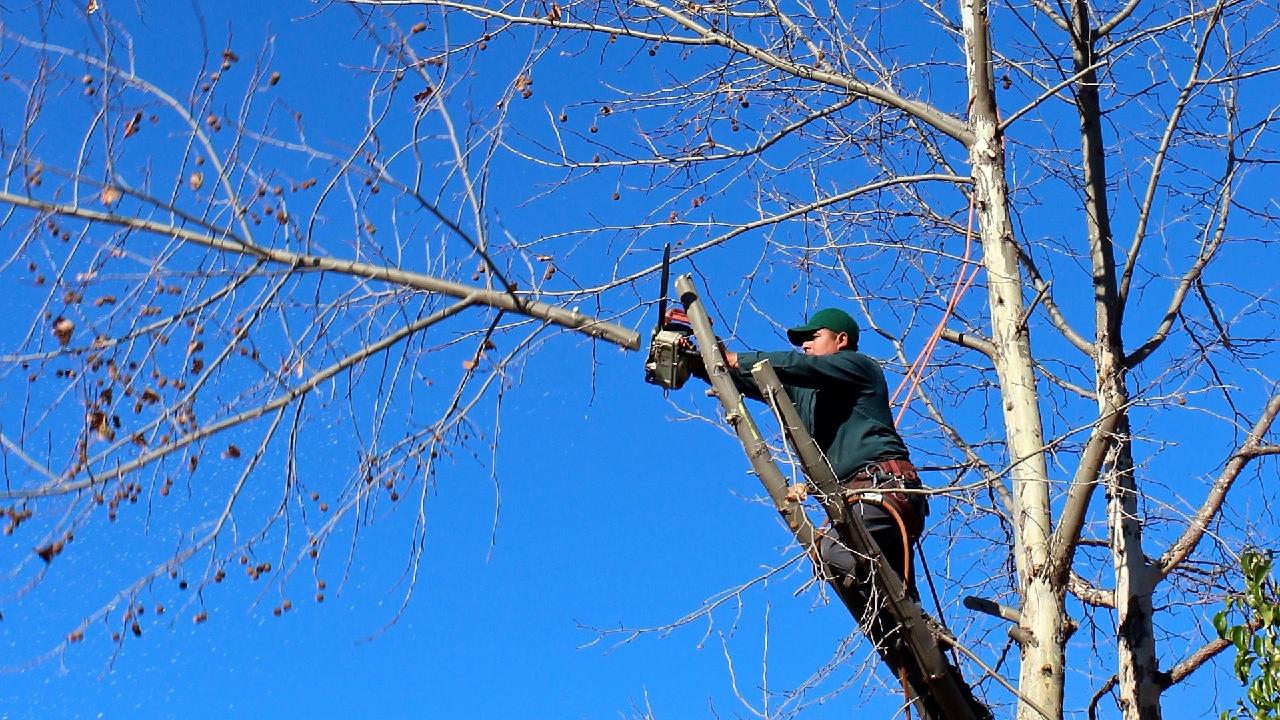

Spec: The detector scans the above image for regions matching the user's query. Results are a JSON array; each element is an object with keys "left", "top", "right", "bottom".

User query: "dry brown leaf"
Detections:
[
  {"left": 52, "top": 316, "right": 74, "bottom": 346},
  {"left": 124, "top": 112, "right": 142, "bottom": 139},
  {"left": 100, "top": 186, "right": 123, "bottom": 206}
]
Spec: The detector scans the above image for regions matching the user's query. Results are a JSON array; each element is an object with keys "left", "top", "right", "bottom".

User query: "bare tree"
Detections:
[
  {"left": 0, "top": 2, "right": 641, "bottom": 669},
  {"left": 2, "top": 1, "right": 1279, "bottom": 718}
]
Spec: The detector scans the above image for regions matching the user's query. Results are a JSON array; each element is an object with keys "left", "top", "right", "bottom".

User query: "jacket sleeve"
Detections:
[
  {"left": 727, "top": 361, "right": 766, "bottom": 401},
  {"left": 688, "top": 351, "right": 766, "bottom": 401},
  {"left": 736, "top": 350, "right": 876, "bottom": 391}
]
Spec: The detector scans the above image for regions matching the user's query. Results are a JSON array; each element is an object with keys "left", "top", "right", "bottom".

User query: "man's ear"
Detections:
[{"left": 834, "top": 332, "right": 850, "bottom": 350}]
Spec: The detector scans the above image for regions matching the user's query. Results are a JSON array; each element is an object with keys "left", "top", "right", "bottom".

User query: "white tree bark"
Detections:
[{"left": 961, "top": 0, "right": 1062, "bottom": 717}]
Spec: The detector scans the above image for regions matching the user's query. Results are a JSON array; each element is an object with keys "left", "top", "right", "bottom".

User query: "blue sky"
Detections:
[{"left": 0, "top": 0, "right": 1276, "bottom": 718}]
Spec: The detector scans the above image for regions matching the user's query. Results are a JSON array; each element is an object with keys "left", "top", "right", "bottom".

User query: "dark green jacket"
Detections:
[{"left": 729, "top": 349, "right": 910, "bottom": 480}]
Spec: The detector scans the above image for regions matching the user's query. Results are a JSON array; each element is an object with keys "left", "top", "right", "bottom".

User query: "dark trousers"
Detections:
[
  {"left": 816, "top": 524, "right": 920, "bottom": 681},
  {"left": 817, "top": 523, "right": 916, "bottom": 598}
]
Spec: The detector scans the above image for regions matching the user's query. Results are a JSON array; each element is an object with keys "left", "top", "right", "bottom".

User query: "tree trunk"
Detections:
[
  {"left": 961, "top": 0, "right": 1063, "bottom": 718},
  {"left": 1067, "top": 2, "right": 1164, "bottom": 713},
  {"left": 1110, "top": 441, "right": 1162, "bottom": 720}
]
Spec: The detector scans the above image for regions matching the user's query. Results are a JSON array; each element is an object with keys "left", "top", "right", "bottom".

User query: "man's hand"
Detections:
[
  {"left": 785, "top": 483, "right": 808, "bottom": 503},
  {"left": 716, "top": 337, "right": 737, "bottom": 370},
  {"left": 684, "top": 334, "right": 737, "bottom": 371}
]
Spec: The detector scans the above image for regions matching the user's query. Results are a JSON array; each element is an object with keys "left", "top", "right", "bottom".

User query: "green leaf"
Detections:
[
  {"left": 1233, "top": 625, "right": 1251, "bottom": 653},
  {"left": 1217, "top": 552, "right": 1280, "bottom": 718},
  {"left": 1237, "top": 653, "right": 1256, "bottom": 684},
  {"left": 1216, "top": 610, "right": 1232, "bottom": 638}
]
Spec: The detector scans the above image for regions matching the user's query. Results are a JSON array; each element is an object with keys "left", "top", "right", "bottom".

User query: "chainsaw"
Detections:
[{"left": 643, "top": 244, "right": 700, "bottom": 390}]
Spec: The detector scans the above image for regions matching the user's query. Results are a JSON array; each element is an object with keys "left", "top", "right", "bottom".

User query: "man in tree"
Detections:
[
  {"left": 689, "top": 306, "right": 993, "bottom": 720},
  {"left": 700, "top": 308, "right": 927, "bottom": 591}
]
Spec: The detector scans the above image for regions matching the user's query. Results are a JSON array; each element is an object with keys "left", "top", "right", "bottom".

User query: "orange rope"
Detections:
[
  {"left": 880, "top": 196, "right": 982, "bottom": 715},
  {"left": 900, "top": 665, "right": 915, "bottom": 720},
  {"left": 891, "top": 196, "right": 981, "bottom": 425}
]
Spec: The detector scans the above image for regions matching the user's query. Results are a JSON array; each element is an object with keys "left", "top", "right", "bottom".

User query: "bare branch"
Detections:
[
  {"left": 1067, "top": 572, "right": 1114, "bottom": 608},
  {"left": 939, "top": 327, "right": 995, "bottom": 357},
  {"left": 1118, "top": 0, "right": 1228, "bottom": 310},
  {"left": 1095, "top": 0, "right": 1144, "bottom": 37},
  {"left": 1014, "top": 243, "right": 1095, "bottom": 357},
  {"left": 1157, "top": 388, "right": 1280, "bottom": 577},
  {"left": 2, "top": 297, "right": 479, "bottom": 500},
  {"left": 0, "top": 191, "right": 640, "bottom": 349},
  {"left": 1048, "top": 403, "right": 1127, "bottom": 583},
  {"left": 352, "top": 0, "right": 976, "bottom": 144},
  {"left": 1161, "top": 615, "right": 1266, "bottom": 688}
]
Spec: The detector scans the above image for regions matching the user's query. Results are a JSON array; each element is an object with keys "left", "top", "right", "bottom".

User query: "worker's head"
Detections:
[{"left": 787, "top": 308, "right": 859, "bottom": 355}]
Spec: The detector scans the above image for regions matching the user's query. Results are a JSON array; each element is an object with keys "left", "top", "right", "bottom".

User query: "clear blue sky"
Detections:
[
  {"left": 0, "top": 4, "right": 930, "bottom": 717},
  {"left": 0, "top": 1, "right": 1270, "bottom": 718}
]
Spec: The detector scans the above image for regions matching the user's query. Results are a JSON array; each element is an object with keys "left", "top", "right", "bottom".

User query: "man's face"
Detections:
[{"left": 801, "top": 328, "right": 848, "bottom": 356}]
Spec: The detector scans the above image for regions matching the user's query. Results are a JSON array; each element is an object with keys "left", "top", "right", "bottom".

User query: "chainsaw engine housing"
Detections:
[{"left": 644, "top": 328, "right": 693, "bottom": 390}]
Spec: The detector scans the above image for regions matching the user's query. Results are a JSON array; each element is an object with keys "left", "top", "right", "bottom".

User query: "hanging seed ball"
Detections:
[
  {"left": 315, "top": 592, "right": 325, "bottom": 603},
  {"left": 282, "top": 599, "right": 293, "bottom": 611}
]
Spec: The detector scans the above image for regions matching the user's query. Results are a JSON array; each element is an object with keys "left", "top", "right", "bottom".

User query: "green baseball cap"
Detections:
[{"left": 786, "top": 308, "right": 860, "bottom": 348}]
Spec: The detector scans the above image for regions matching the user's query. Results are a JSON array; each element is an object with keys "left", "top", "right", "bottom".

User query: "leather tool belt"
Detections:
[{"left": 840, "top": 458, "right": 925, "bottom": 537}]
